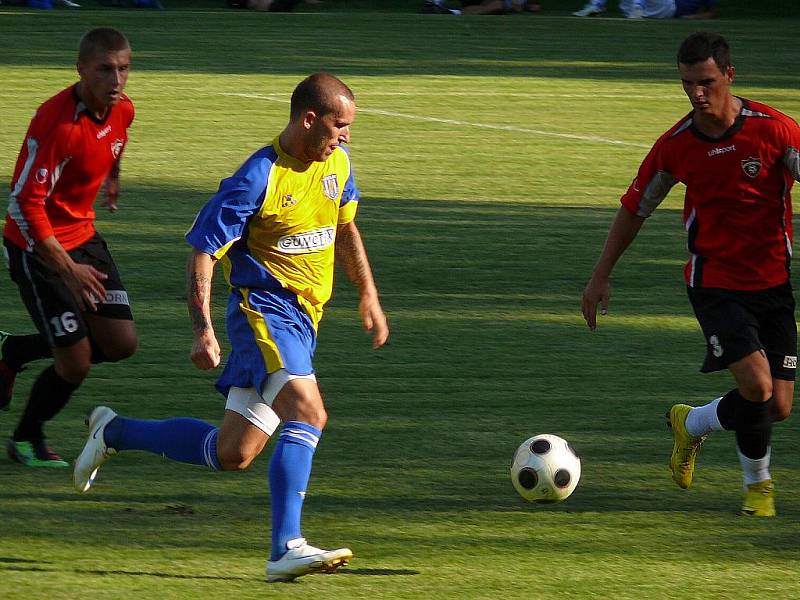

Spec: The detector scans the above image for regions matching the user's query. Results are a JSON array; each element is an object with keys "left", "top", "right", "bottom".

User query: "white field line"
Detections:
[
  {"left": 221, "top": 92, "right": 649, "bottom": 148},
  {"left": 323, "top": 92, "right": 682, "bottom": 99}
]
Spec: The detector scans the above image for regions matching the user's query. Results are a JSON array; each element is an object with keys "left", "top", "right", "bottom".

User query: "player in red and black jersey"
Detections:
[
  {"left": 582, "top": 32, "right": 800, "bottom": 516},
  {"left": 1, "top": 28, "right": 138, "bottom": 467}
]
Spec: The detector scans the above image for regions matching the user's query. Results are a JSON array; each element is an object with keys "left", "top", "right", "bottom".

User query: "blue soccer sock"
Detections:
[
  {"left": 268, "top": 421, "right": 321, "bottom": 561},
  {"left": 104, "top": 416, "right": 221, "bottom": 470}
]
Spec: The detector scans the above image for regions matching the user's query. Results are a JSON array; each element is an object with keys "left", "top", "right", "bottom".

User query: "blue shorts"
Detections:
[{"left": 215, "top": 287, "right": 317, "bottom": 398}]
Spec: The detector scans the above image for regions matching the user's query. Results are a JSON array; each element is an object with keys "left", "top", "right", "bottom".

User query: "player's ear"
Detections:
[
  {"left": 726, "top": 65, "right": 735, "bottom": 84},
  {"left": 302, "top": 110, "right": 318, "bottom": 131}
]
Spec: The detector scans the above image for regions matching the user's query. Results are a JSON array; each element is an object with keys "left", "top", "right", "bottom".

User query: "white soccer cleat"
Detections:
[
  {"left": 266, "top": 538, "right": 352, "bottom": 582},
  {"left": 73, "top": 406, "right": 118, "bottom": 493},
  {"left": 572, "top": 3, "right": 604, "bottom": 16}
]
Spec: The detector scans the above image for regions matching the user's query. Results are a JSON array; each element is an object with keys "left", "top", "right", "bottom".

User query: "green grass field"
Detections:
[{"left": 1, "top": 6, "right": 799, "bottom": 599}]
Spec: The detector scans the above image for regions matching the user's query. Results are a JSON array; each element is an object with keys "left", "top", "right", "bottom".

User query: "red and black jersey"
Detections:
[
  {"left": 5, "top": 85, "right": 135, "bottom": 251},
  {"left": 621, "top": 98, "right": 800, "bottom": 290}
]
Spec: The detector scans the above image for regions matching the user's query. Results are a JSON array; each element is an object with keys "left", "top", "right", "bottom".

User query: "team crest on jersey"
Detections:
[
  {"left": 282, "top": 194, "right": 298, "bottom": 208},
  {"left": 741, "top": 156, "right": 761, "bottom": 178},
  {"left": 321, "top": 174, "right": 339, "bottom": 200},
  {"left": 110, "top": 139, "right": 124, "bottom": 159},
  {"left": 34, "top": 167, "right": 49, "bottom": 185}
]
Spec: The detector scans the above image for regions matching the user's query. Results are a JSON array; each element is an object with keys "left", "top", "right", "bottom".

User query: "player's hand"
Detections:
[
  {"left": 191, "top": 331, "right": 222, "bottom": 370},
  {"left": 359, "top": 296, "right": 389, "bottom": 349},
  {"left": 65, "top": 263, "right": 108, "bottom": 312},
  {"left": 102, "top": 175, "right": 120, "bottom": 212},
  {"left": 581, "top": 275, "right": 610, "bottom": 331}
]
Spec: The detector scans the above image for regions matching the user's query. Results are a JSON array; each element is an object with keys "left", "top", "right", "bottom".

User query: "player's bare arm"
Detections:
[
  {"left": 582, "top": 206, "right": 645, "bottom": 330},
  {"left": 102, "top": 158, "right": 121, "bottom": 212},
  {"left": 187, "top": 249, "right": 221, "bottom": 369},
  {"left": 34, "top": 235, "right": 108, "bottom": 312},
  {"left": 335, "top": 220, "right": 389, "bottom": 348}
]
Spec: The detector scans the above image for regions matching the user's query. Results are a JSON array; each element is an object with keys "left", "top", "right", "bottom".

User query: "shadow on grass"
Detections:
[
  {"left": 0, "top": 564, "right": 253, "bottom": 580},
  {"left": 0, "top": 13, "right": 797, "bottom": 89},
  {"left": 339, "top": 568, "right": 419, "bottom": 576},
  {"left": 0, "top": 556, "right": 52, "bottom": 564}
]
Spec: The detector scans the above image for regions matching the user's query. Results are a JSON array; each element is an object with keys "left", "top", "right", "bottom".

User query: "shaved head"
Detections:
[
  {"left": 290, "top": 73, "right": 355, "bottom": 121},
  {"left": 78, "top": 27, "right": 130, "bottom": 64}
]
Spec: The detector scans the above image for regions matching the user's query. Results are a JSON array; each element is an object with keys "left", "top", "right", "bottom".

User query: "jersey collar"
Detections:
[
  {"left": 71, "top": 84, "right": 113, "bottom": 125},
  {"left": 690, "top": 96, "right": 748, "bottom": 143},
  {"left": 273, "top": 136, "right": 312, "bottom": 172}
]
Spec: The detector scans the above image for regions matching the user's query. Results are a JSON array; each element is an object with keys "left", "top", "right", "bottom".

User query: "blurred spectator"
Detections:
[
  {"left": 573, "top": 0, "right": 646, "bottom": 17},
  {"left": 100, "top": 0, "right": 164, "bottom": 7},
  {"left": 463, "top": 0, "right": 541, "bottom": 14},
  {"left": 671, "top": 0, "right": 717, "bottom": 18},
  {"left": 420, "top": 0, "right": 461, "bottom": 13},
  {"left": 573, "top": 0, "right": 715, "bottom": 18},
  {"left": 227, "top": 0, "right": 302, "bottom": 10},
  {"left": 6, "top": 0, "right": 80, "bottom": 7},
  {"left": 422, "top": 0, "right": 541, "bottom": 14}
]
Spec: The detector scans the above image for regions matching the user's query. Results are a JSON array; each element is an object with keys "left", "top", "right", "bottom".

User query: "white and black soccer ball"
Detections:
[{"left": 510, "top": 434, "right": 581, "bottom": 503}]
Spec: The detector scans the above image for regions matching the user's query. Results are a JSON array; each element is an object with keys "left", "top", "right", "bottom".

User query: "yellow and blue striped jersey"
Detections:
[{"left": 186, "top": 136, "right": 359, "bottom": 328}]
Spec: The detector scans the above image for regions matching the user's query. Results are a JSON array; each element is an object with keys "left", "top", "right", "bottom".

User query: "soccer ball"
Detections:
[{"left": 510, "top": 434, "right": 581, "bottom": 503}]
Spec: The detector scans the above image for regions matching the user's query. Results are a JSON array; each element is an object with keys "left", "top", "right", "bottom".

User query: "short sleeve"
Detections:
[
  {"left": 620, "top": 137, "right": 677, "bottom": 218},
  {"left": 186, "top": 149, "right": 273, "bottom": 258},
  {"left": 337, "top": 147, "right": 360, "bottom": 225}
]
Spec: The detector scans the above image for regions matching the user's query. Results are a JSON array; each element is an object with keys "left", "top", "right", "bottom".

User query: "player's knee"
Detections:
[
  {"left": 298, "top": 405, "right": 327, "bottom": 430},
  {"left": 739, "top": 380, "right": 772, "bottom": 403},
  {"left": 106, "top": 337, "right": 138, "bottom": 362},
  {"left": 54, "top": 359, "right": 91, "bottom": 384},
  {"left": 216, "top": 446, "right": 258, "bottom": 472},
  {"left": 772, "top": 401, "right": 792, "bottom": 422},
  {"left": 308, "top": 408, "right": 328, "bottom": 431},
  {"left": 274, "top": 388, "right": 327, "bottom": 429}
]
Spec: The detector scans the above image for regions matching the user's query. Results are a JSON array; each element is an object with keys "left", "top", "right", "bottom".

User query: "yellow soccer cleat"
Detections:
[
  {"left": 666, "top": 404, "right": 706, "bottom": 489},
  {"left": 741, "top": 479, "right": 776, "bottom": 517}
]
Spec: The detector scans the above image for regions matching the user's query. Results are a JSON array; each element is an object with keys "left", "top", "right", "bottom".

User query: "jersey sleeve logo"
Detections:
[
  {"left": 321, "top": 174, "right": 339, "bottom": 200},
  {"left": 111, "top": 139, "right": 124, "bottom": 159},
  {"left": 741, "top": 156, "right": 761, "bottom": 178}
]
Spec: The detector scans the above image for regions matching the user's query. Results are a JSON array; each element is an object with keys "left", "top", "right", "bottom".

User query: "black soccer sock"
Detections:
[
  {"left": 1, "top": 333, "right": 52, "bottom": 372},
  {"left": 13, "top": 365, "right": 81, "bottom": 442},
  {"left": 715, "top": 388, "right": 740, "bottom": 430},
  {"left": 734, "top": 396, "right": 774, "bottom": 460}
]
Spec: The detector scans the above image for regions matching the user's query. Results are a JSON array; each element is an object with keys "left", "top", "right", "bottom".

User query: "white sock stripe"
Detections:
[
  {"left": 281, "top": 429, "right": 319, "bottom": 446},
  {"left": 203, "top": 429, "right": 218, "bottom": 469},
  {"left": 280, "top": 428, "right": 319, "bottom": 448},
  {"left": 282, "top": 425, "right": 319, "bottom": 439}
]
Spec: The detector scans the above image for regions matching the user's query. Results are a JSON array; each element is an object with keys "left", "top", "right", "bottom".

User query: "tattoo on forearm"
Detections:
[
  {"left": 188, "top": 272, "right": 211, "bottom": 332},
  {"left": 336, "top": 227, "right": 373, "bottom": 291}
]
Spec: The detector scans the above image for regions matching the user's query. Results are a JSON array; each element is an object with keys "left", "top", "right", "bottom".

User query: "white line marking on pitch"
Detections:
[{"left": 220, "top": 92, "right": 650, "bottom": 149}]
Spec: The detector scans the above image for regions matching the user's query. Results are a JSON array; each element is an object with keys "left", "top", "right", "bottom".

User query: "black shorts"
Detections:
[
  {"left": 687, "top": 284, "right": 797, "bottom": 381},
  {"left": 4, "top": 234, "right": 133, "bottom": 348}
]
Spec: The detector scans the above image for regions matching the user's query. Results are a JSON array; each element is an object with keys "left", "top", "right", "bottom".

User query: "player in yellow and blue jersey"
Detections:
[{"left": 73, "top": 73, "right": 390, "bottom": 582}]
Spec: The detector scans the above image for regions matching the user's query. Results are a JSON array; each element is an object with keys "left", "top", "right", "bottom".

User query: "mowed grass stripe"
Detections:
[{"left": 0, "top": 10, "right": 799, "bottom": 600}]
